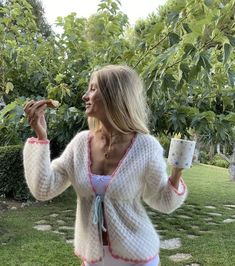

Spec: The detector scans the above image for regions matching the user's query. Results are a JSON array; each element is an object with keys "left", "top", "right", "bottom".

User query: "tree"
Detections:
[
  {"left": 1, "top": 0, "right": 234, "bottom": 179},
  {"left": 0, "top": 0, "right": 55, "bottom": 103},
  {"left": 129, "top": 0, "right": 235, "bottom": 178},
  {"left": 0, "top": 0, "right": 130, "bottom": 151}
]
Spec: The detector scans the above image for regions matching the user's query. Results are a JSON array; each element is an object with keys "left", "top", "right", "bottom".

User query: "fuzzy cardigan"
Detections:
[{"left": 23, "top": 130, "right": 187, "bottom": 263}]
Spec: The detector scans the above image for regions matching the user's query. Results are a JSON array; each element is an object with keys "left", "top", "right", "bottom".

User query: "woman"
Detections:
[{"left": 23, "top": 65, "right": 187, "bottom": 266}]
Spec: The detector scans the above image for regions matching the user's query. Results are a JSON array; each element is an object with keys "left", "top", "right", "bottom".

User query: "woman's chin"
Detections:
[{"left": 85, "top": 111, "right": 95, "bottom": 117}]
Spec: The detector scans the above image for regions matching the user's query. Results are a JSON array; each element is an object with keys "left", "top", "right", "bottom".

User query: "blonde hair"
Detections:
[{"left": 88, "top": 65, "right": 149, "bottom": 134}]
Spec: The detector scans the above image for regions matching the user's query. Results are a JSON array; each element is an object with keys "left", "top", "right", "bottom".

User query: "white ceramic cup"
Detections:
[{"left": 167, "top": 138, "right": 196, "bottom": 169}]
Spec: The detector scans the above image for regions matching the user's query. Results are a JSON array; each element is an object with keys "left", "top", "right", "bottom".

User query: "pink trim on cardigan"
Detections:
[
  {"left": 74, "top": 250, "right": 102, "bottom": 264},
  {"left": 88, "top": 133, "right": 97, "bottom": 194},
  {"left": 105, "top": 132, "right": 137, "bottom": 193},
  {"left": 102, "top": 203, "right": 159, "bottom": 263},
  {"left": 168, "top": 177, "right": 186, "bottom": 196},
  {"left": 27, "top": 137, "right": 50, "bottom": 144},
  {"left": 108, "top": 245, "right": 158, "bottom": 263}
]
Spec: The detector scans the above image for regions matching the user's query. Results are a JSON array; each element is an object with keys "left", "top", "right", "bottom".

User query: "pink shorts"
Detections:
[{"left": 83, "top": 246, "right": 160, "bottom": 266}]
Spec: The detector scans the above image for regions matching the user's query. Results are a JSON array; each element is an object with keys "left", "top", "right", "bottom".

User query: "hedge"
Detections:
[{"left": 0, "top": 145, "right": 31, "bottom": 200}]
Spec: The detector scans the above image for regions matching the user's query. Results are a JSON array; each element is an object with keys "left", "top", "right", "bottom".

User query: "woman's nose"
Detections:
[{"left": 82, "top": 91, "right": 88, "bottom": 101}]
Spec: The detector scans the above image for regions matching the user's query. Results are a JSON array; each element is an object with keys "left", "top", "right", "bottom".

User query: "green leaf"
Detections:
[
  {"left": 5, "top": 82, "right": 14, "bottom": 94},
  {"left": 204, "top": 0, "right": 213, "bottom": 6},
  {"left": 224, "top": 112, "right": 235, "bottom": 123},
  {"left": 167, "top": 11, "right": 179, "bottom": 26},
  {"left": 198, "top": 52, "right": 211, "bottom": 72},
  {"left": 182, "top": 23, "right": 192, "bottom": 33},
  {"left": 0, "top": 101, "right": 17, "bottom": 120},
  {"left": 168, "top": 32, "right": 181, "bottom": 46},
  {"left": 223, "top": 43, "right": 232, "bottom": 64},
  {"left": 183, "top": 44, "right": 196, "bottom": 59},
  {"left": 180, "top": 63, "right": 190, "bottom": 81},
  {"left": 156, "top": 45, "right": 178, "bottom": 64},
  {"left": 227, "top": 35, "right": 235, "bottom": 46},
  {"left": 161, "top": 74, "right": 176, "bottom": 90},
  {"left": 55, "top": 73, "right": 65, "bottom": 84},
  {"left": 189, "top": 64, "right": 201, "bottom": 80},
  {"left": 228, "top": 69, "right": 235, "bottom": 87}
]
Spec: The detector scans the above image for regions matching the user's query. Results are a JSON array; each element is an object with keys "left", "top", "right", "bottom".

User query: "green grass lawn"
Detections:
[{"left": 0, "top": 164, "right": 235, "bottom": 266}]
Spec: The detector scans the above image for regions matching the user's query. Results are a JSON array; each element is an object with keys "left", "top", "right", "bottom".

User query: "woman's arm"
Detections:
[
  {"left": 23, "top": 136, "right": 75, "bottom": 201},
  {"left": 142, "top": 139, "right": 187, "bottom": 214},
  {"left": 23, "top": 99, "right": 74, "bottom": 201}
]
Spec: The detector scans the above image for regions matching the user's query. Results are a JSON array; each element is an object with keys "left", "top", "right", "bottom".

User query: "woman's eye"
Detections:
[{"left": 90, "top": 87, "right": 96, "bottom": 91}]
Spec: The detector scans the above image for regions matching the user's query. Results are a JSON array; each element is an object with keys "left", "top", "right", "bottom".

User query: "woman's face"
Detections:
[{"left": 82, "top": 76, "right": 106, "bottom": 119}]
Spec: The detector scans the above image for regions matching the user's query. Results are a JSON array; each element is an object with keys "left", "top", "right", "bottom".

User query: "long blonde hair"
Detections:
[{"left": 88, "top": 65, "right": 149, "bottom": 134}]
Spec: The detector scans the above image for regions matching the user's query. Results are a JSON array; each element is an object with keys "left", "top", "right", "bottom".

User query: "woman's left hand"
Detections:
[
  {"left": 171, "top": 167, "right": 183, "bottom": 177},
  {"left": 170, "top": 167, "right": 184, "bottom": 190}
]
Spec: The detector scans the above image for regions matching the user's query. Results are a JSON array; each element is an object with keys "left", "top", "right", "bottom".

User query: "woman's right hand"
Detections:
[{"left": 23, "top": 100, "right": 48, "bottom": 140}]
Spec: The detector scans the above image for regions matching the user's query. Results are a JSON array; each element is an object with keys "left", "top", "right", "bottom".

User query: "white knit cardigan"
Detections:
[{"left": 23, "top": 130, "right": 187, "bottom": 263}]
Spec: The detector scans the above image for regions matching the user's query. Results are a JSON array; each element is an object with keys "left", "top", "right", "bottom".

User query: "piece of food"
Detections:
[{"left": 45, "top": 99, "right": 60, "bottom": 108}]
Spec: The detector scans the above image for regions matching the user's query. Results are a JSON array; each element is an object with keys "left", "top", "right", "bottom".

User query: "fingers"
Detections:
[
  {"left": 28, "top": 104, "right": 47, "bottom": 125},
  {"left": 23, "top": 100, "right": 35, "bottom": 114},
  {"left": 24, "top": 100, "right": 47, "bottom": 118}
]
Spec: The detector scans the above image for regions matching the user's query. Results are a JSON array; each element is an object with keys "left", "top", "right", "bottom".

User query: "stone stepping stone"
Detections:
[
  {"left": 185, "top": 264, "right": 201, "bottom": 266},
  {"left": 224, "top": 207, "right": 233, "bottom": 210},
  {"left": 187, "top": 234, "right": 199, "bottom": 239},
  {"left": 204, "top": 217, "right": 213, "bottom": 221},
  {"left": 199, "top": 230, "right": 209, "bottom": 234},
  {"left": 224, "top": 204, "right": 235, "bottom": 208},
  {"left": 35, "top": 220, "right": 48, "bottom": 224},
  {"left": 33, "top": 224, "right": 52, "bottom": 231},
  {"left": 52, "top": 230, "right": 65, "bottom": 235},
  {"left": 208, "top": 222, "right": 218, "bottom": 225},
  {"left": 205, "top": 205, "right": 216, "bottom": 209},
  {"left": 50, "top": 213, "right": 59, "bottom": 217},
  {"left": 58, "top": 226, "right": 74, "bottom": 230},
  {"left": 186, "top": 204, "right": 196, "bottom": 208},
  {"left": 231, "top": 215, "right": 235, "bottom": 218},
  {"left": 169, "top": 253, "right": 192, "bottom": 262},
  {"left": 56, "top": 220, "right": 66, "bottom": 225},
  {"left": 66, "top": 239, "right": 74, "bottom": 244},
  {"left": 21, "top": 202, "right": 32, "bottom": 208},
  {"left": 62, "top": 210, "right": 73, "bottom": 213},
  {"left": 192, "top": 225, "right": 199, "bottom": 229},
  {"left": 177, "top": 215, "right": 192, "bottom": 219},
  {"left": 208, "top": 213, "right": 222, "bottom": 217},
  {"left": 160, "top": 238, "right": 181, "bottom": 250},
  {"left": 223, "top": 219, "right": 235, "bottom": 223}
]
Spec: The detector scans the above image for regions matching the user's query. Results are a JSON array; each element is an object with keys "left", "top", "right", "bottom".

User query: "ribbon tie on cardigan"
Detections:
[{"left": 93, "top": 195, "right": 107, "bottom": 233}]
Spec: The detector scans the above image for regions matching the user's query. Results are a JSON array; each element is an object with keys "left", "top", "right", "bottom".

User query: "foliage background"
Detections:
[{"left": 0, "top": 0, "right": 234, "bottom": 159}]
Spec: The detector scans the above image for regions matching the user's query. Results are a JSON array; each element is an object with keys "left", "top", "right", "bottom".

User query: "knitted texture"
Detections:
[{"left": 23, "top": 131, "right": 187, "bottom": 263}]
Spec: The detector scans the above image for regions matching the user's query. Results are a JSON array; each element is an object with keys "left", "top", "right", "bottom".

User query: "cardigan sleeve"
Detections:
[
  {"left": 142, "top": 138, "right": 187, "bottom": 214},
  {"left": 23, "top": 133, "right": 79, "bottom": 201}
]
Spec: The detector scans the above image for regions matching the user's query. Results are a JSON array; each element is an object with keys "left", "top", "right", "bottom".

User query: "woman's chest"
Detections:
[{"left": 90, "top": 138, "right": 132, "bottom": 176}]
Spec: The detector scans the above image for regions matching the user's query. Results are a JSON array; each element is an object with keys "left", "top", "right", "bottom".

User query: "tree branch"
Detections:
[{"left": 133, "top": 8, "right": 194, "bottom": 69}]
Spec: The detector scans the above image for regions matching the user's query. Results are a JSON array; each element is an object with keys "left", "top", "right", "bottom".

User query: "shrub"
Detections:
[
  {"left": 157, "top": 134, "right": 171, "bottom": 157},
  {"left": 212, "top": 159, "right": 229, "bottom": 168},
  {"left": 198, "top": 151, "right": 210, "bottom": 164},
  {"left": 0, "top": 145, "right": 31, "bottom": 201},
  {"left": 211, "top": 154, "right": 229, "bottom": 168}
]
